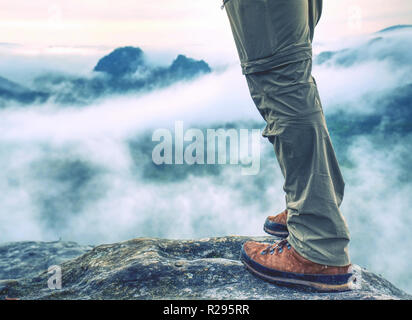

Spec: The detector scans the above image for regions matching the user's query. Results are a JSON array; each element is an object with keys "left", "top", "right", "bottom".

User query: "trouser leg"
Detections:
[
  {"left": 224, "top": 0, "right": 350, "bottom": 266},
  {"left": 245, "top": 59, "right": 350, "bottom": 266}
]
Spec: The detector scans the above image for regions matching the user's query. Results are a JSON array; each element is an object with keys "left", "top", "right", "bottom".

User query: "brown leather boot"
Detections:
[
  {"left": 263, "top": 209, "right": 288, "bottom": 237},
  {"left": 240, "top": 239, "right": 353, "bottom": 292}
]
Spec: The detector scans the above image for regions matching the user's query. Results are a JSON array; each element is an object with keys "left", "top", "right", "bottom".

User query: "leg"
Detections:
[
  {"left": 246, "top": 58, "right": 350, "bottom": 266},
  {"left": 224, "top": 0, "right": 350, "bottom": 266}
]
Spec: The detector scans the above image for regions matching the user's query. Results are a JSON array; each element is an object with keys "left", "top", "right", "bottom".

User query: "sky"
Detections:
[{"left": 1, "top": 0, "right": 412, "bottom": 60}]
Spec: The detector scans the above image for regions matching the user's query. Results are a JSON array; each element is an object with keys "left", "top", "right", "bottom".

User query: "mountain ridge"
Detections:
[{"left": 0, "top": 46, "right": 212, "bottom": 107}]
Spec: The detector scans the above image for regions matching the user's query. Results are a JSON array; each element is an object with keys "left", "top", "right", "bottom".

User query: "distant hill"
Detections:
[
  {"left": 378, "top": 24, "right": 412, "bottom": 33},
  {"left": 93, "top": 46, "right": 146, "bottom": 77},
  {"left": 315, "top": 25, "right": 412, "bottom": 67},
  {"left": 93, "top": 46, "right": 211, "bottom": 79},
  {"left": 169, "top": 54, "right": 211, "bottom": 78},
  {"left": 0, "top": 76, "right": 49, "bottom": 107}
]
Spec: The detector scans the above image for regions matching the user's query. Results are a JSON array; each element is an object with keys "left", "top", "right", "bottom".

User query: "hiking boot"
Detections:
[
  {"left": 263, "top": 209, "right": 288, "bottom": 237},
  {"left": 240, "top": 239, "right": 353, "bottom": 292}
]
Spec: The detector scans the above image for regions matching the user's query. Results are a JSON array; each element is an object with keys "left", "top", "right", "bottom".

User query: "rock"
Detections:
[
  {"left": 0, "top": 241, "right": 92, "bottom": 280},
  {"left": 0, "top": 236, "right": 410, "bottom": 300}
]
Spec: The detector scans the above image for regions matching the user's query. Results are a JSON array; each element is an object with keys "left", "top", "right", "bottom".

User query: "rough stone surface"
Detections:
[
  {"left": 0, "top": 241, "right": 93, "bottom": 280},
  {"left": 0, "top": 236, "right": 410, "bottom": 300}
]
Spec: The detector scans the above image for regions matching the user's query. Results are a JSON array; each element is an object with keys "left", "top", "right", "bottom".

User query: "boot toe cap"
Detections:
[{"left": 242, "top": 241, "right": 269, "bottom": 259}]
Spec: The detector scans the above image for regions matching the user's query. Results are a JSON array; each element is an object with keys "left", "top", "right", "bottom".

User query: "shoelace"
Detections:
[{"left": 261, "top": 239, "right": 291, "bottom": 255}]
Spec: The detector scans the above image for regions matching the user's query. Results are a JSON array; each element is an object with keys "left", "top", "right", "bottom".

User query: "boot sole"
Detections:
[
  {"left": 263, "top": 225, "right": 289, "bottom": 238},
  {"left": 263, "top": 220, "right": 289, "bottom": 238},
  {"left": 240, "top": 245, "right": 354, "bottom": 293}
]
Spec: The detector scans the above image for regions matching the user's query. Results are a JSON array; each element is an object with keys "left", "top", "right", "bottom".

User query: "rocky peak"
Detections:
[
  {"left": 169, "top": 54, "right": 211, "bottom": 77},
  {"left": 0, "top": 236, "right": 410, "bottom": 300},
  {"left": 93, "top": 46, "right": 146, "bottom": 77}
]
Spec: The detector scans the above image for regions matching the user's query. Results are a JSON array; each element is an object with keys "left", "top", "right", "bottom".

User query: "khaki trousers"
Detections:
[{"left": 224, "top": 0, "right": 350, "bottom": 266}]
